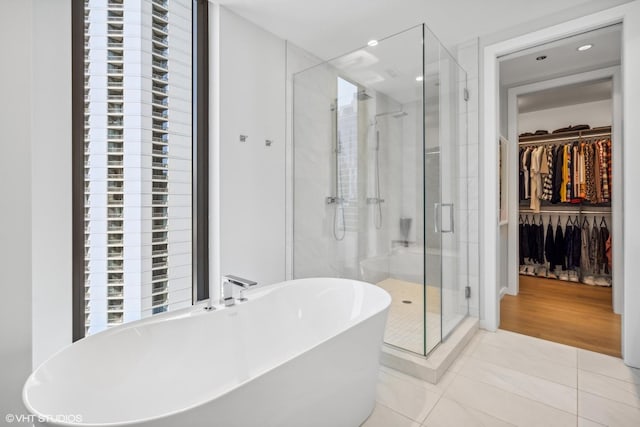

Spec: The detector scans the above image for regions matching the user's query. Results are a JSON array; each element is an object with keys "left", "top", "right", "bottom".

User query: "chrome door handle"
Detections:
[
  {"left": 434, "top": 203, "right": 454, "bottom": 233},
  {"left": 441, "top": 203, "right": 454, "bottom": 233}
]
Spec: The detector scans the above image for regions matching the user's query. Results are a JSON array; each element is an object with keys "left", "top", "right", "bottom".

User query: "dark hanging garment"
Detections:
[
  {"left": 580, "top": 219, "right": 591, "bottom": 274},
  {"left": 590, "top": 222, "right": 600, "bottom": 274},
  {"left": 519, "top": 148, "right": 526, "bottom": 201},
  {"left": 522, "top": 222, "right": 531, "bottom": 260},
  {"left": 564, "top": 222, "right": 574, "bottom": 270},
  {"left": 551, "top": 145, "right": 564, "bottom": 204},
  {"left": 572, "top": 219, "right": 582, "bottom": 269},
  {"left": 545, "top": 222, "right": 555, "bottom": 269},
  {"left": 565, "top": 144, "right": 573, "bottom": 202},
  {"left": 554, "top": 222, "right": 565, "bottom": 270},
  {"left": 524, "top": 149, "right": 532, "bottom": 200},
  {"left": 519, "top": 222, "right": 525, "bottom": 265},
  {"left": 599, "top": 223, "right": 610, "bottom": 275},
  {"left": 536, "top": 220, "right": 544, "bottom": 264},
  {"left": 529, "top": 223, "right": 538, "bottom": 262}
]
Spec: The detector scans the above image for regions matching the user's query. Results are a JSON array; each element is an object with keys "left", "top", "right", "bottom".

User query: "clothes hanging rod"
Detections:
[
  {"left": 520, "top": 209, "right": 611, "bottom": 214},
  {"left": 518, "top": 132, "right": 611, "bottom": 146}
]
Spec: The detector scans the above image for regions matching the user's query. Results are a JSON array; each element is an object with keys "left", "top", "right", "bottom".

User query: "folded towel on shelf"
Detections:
[{"left": 534, "top": 130, "right": 549, "bottom": 135}]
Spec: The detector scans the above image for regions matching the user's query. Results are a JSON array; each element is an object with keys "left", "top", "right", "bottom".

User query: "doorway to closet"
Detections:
[{"left": 497, "top": 25, "right": 622, "bottom": 357}]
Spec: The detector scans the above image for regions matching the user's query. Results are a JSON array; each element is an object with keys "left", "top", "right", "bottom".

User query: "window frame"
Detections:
[{"left": 71, "top": 0, "right": 209, "bottom": 341}]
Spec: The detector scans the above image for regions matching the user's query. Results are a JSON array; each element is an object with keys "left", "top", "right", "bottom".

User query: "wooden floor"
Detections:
[{"left": 500, "top": 275, "right": 621, "bottom": 357}]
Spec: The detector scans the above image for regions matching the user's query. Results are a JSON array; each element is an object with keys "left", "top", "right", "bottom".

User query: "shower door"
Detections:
[{"left": 424, "top": 27, "right": 470, "bottom": 348}]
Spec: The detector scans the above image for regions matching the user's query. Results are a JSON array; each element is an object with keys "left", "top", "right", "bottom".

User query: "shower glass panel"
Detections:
[
  {"left": 425, "top": 27, "right": 470, "bottom": 341},
  {"left": 292, "top": 24, "right": 469, "bottom": 357}
]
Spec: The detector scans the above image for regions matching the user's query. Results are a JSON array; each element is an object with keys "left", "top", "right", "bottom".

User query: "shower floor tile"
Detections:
[{"left": 376, "top": 278, "right": 441, "bottom": 354}]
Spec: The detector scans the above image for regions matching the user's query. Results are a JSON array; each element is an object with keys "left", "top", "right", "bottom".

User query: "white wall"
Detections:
[
  {"left": 621, "top": 1, "right": 640, "bottom": 367},
  {"left": 518, "top": 99, "right": 612, "bottom": 133},
  {"left": 31, "top": 0, "right": 73, "bottom": 368},
  {"left": 0, "top": 0, "right": 34, "bottom": 415},
  {"left": 214, "top": 6, "right": 286, "bottom": 294},
  {"left": 1, "top": 0, "right": 74, "bottom": 412}
]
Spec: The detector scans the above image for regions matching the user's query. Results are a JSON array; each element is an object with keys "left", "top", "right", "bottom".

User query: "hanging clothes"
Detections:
[
  {"left": 598, "top": 219, "right": 610, "bottom": 275},
  {"left": 528, "top": 222, "right": 538, "bottom": 263},
  {"left": 519, "top": 220, "right": 525, "bottom": 265},
  {"left": 580, "top": 218, "right": 591, "bottom": 274},
  {"left": 551, "top": 145, "right": 564, "bottom": 204},
  {"left": 530, "top": 146, "right": 543, "bottom": 212},
  {"left": 545, "top": 220, "right": 555, "bottom": 270},
  {"left": 554, "top": 220, "right": 565, "bottom": 270},
  {"left": 519, "top": 148, "right": 526, "bottom": 201},
  {"left": 571, "top": 216, "right": 581, "bottom": 269},
  {"left": 585, "top": 143, "right": 596, "bottom": 202},
  {"left": 541, "top": 146, "right": 554, "bottom": 201},
  {"left": 536, "top": 217, "right": 545, "bottom": 264},
  {"left": 564, "top": 218, "right": 574, "bottom": 270},
  {"left": 521, "top": 219, "right": 531, "bottom": 261},
  {"left": 597, "top": 140, "right": 610, "bottom": 202},
  {"left": 523, "top": 147, "right": 531, "bottom": 200},
  {"left": 590, "top": 221, "right": 600, "bottom": 274}
]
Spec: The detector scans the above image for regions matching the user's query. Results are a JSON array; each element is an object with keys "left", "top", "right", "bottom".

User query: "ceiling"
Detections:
[
  {"left": 500, "top": 24, "right": 622, "bottom": 88},
  {"left": 217, "top": 0, "right": 631, "bottom": 62},
  {"left": 518, "top": 79, "right": 612, "bottom": 113}
]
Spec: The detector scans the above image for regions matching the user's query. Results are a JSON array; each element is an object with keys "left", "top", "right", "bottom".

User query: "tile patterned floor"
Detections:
[
  {"left": 362, "top": 329, "right": 640, "bottom": 427},
  {"left": 376, "top": 278, "right": 441, "bottom": 354}
]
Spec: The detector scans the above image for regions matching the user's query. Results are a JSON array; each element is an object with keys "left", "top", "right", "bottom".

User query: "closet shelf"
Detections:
[
  {"left": 520, "top": 208, "right": 611, "bottom": 214},
  {"left": 518, "top": 126, "right": 611, "bottom": 145}
]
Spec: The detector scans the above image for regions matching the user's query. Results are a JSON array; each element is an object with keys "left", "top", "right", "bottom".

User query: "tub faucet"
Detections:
[{"left": 221, "top": 275, "right": 258, "bottom": 307}]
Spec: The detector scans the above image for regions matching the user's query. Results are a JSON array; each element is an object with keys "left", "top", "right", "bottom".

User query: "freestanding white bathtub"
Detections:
[{"left": 23, "top": 278, "right": 391, "bottom": 427}]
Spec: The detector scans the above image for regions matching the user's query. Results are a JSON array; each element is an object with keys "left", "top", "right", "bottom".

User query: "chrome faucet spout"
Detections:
[{"left": 220, "top": 275, "right": 258, "bottom": 306}]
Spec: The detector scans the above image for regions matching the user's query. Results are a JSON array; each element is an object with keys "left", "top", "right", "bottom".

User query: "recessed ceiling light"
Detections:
[
  {"left": 367, "top": 40, "right": 378, "bottom": 47},
  {"left": 536, "top": 55, "right": 547, "bottom": 61},
  {"left": 577, "top": 44, "right": 593, "bottom": 52},
  {"left": 415, "top": 75, "right": 424, "bottom": 82}
]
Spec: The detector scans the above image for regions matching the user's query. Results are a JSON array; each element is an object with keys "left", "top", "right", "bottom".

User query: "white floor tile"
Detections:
[
  {"left": 361, "top": 403, "right": 421, "bottom": 427},
  {"left": 578, "top": 370, "right": 640, "bottom": 409},
  {"left": 577, "top": 417, "right": 605, "bottom": 427},
  {"left": 444, "top": 375, "right": 577, "bottom": 427},
  {"left": 482, "top": 330, "right": 577, "bottom": 368},
  {"left": 447, "top": 354, "right": 469, "bottom": 373},
  {"left": 578, "top": 349, "right": 640, "bottom": 384},
  {"left": 422, "top": 397, "right": 516, "bottom": 427},
  {"left": 376, "top": 369, "right": 441, "bottom": 422},
  {"left": 578, "top": 390, "right": 640, "bottom": 427},
  {"left": 458, "top": 357, "right": 577, "bottom": 414},
  {"left": 470, "top": 338, "right": 577, "bottom": 387}
]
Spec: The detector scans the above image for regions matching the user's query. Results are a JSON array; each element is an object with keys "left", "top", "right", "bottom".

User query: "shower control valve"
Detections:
[{"left": 326, "top": 196, "right": 344, "bottom": 204}]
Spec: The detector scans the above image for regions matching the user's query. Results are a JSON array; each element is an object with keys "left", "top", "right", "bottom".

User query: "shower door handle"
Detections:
[
  {"left": 434, "top": 203, "right": 455, "bottom": 233},
  {"left": 441, "top": 203, "right": 454, "bottom": 233}
]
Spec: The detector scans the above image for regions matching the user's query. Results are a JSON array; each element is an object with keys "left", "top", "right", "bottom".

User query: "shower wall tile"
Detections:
[
  {"left": 456, "top": 39, "right": 479, "bottom": 79},
  {"left": 468, "top": 243, "right": 480, "bottom": 280}
]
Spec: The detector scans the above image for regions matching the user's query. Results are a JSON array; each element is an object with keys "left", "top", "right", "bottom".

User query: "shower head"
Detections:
[
  {"left": 357, "top": 90, "right": 372, "bottom": 101},
  {"left": 374, "top": 110, "right": 408, "bottom": 121}
]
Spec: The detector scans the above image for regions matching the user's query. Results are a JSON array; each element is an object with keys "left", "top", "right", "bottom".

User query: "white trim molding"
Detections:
[{"left": 481, "top": 1, "right": 640, "bottom": 367}]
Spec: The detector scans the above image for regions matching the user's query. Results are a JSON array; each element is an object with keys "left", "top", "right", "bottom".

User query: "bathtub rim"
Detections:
[{"left": 23, "top": 277, "right": 391, "bottom": 427}]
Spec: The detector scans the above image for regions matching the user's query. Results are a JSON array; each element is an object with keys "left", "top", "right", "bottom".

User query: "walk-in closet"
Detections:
[{"left": 497, "top": 25, "right": 622, "bottom": 357}]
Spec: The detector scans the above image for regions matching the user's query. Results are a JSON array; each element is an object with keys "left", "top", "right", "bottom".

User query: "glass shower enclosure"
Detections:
[{"left": 292, "top": 25, "right": 472, "bottom": 356}]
